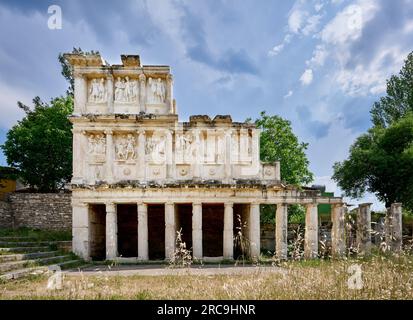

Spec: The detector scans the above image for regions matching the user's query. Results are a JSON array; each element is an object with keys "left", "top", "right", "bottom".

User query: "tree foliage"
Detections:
[
  {"left": 58, "top": 47, "right": 100, "bottom": 95},
  {"left": 371, "top": 52, "right": 413, "bottom": 127},
  {"left": 333, "top": 113, "right": 413, "bottom": 210},
  {"left": 255, "top": 111, "right": 314, "bottom": 224},
  {"left": 1, "top": 96, "right": 73, "bottom": 192},
  {"left": 255, "top": 111, "right": 314, "bottom": 185}
]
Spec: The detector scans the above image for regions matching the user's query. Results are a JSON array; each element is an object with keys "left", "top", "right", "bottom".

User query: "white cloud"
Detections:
[
  {"left": 302, "top": 14, "right": 322, "bottom": 35},
  {"left": 300, "top": 69, "right": 313, "bottom": 85},
  {"left": 284, "top": 90, "right": 293, "bottom": 98},
  {"left": 268, "top": 43, "right": 285, "bottom": 57},
  {"left": 288, "top": 8, "right": 306, "bottom": 34},
  {"left": 307, "top": 44, "right": 328, "bottom": 68}
]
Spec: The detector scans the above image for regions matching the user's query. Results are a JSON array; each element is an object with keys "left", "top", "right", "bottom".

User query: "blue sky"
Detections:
[{"left": 1, "top": 0, "right": 412, "bottom": 210}]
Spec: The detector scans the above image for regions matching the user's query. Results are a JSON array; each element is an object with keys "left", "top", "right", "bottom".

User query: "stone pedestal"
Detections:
[
  {"left": 249, "top": 203, "right": 260, "bottom": 259},
  {"left": 331, "top": 204, "right": 346, "bottom": 258},
  {"left": 223, "top": 202, "right": 234, "bottom": 259},
  {"left": 72, "top": 202, "right": 90, "bottom": 260},
  {"left": 357, "top": 203, "right": 372, "bottom": 256},
  {"left": 138, "top": 203, "right": 149, "bottom": 260},
  {"left": 305, "top": 203, "right": 318, "bottom": 259},
  {"left": 105, "top": 203, "right": 118, "bottom": 260},
  {"left": 165, "top": 202, "right": 175, "bottom": 260},
  {"left": 275, "top": 203, "right": 288, "bottom": 260},
  {"left": 192, "top": 203, "right": 202, "bottom": 259},
  {"left": 385, "top": 203, "right": 403, "bottom": 252}
]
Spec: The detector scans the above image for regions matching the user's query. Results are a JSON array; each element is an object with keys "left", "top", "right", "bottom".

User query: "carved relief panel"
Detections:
[
  {"left": 114, "top": 133, "right": 137, "bottom": 162},
  {"left": 145, "top": 132, "right": 166, "bottom": 164},
  {"left": 86, "top": 132, "right": 106, "bottom": 183},
  {"left": 114, "top": 77, "right": 139, "bottom": 103},
  {"left": 88, "top": 78, "right": 107, "bottom": 104}
]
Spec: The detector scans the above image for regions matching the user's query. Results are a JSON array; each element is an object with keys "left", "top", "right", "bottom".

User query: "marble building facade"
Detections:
[{"left": 66, "top": 52, "right": 345, "bottom": 262}]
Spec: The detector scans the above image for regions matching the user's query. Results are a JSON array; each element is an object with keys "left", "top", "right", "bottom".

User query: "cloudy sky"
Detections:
[{"left": 1, "top": 0, "right": 412, "bottom": 210}]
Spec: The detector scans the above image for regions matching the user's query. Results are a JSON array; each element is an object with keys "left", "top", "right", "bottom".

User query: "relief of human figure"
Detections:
[
  {"left": 115, "top": 134, "right": 136, "bottom": 160},
  {"left": 115, "top": 77, "right": 125, "bottom": 102},
  {"left": 98, "top": 78, "right": 106, "bottom": 102},
  {"left": 155, "top": 78, "right": 165, "bottom": 103},
  {"left": 125, "top": 134, "right": 136, "bottom": 159},
  {"left": 89, "top": 79, "right": 100, "bottom": 102},
  {"left": 147, "top": 77, "right": 166, "bottom": 104},
  {"left": 88, "top": 134, "right": 106, "bottom": 155}
]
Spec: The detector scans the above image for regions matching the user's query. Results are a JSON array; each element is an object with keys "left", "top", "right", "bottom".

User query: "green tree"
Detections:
[
  {"left": 255, "top": 111, "right": 313, "bottom": 185},
  {"left": 58, "top": 47, "right": 100, "bottom": 95},
  {"left": 333, "top": 113, "right": 413, "bottom": 210},
  {"left": 254, "top": 111, "right": 314, "bottom": 224},
  {"left": 1, "top": 96, "right": 73, "bottom": 192},
  {"left": 371, "top": 51, "right": 413, "bottom": 127}
]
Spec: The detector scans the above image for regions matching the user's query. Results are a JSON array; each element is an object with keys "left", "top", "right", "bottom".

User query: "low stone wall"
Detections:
[
  {"left": 6, "top": 193, "right": 72, "bottom": 231},
  {"left": 0, "top": 200, "right": 13, "bottom": 228}
]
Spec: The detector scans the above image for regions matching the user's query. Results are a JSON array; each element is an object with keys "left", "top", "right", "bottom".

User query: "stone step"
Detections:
[
  {"left": 0, "top": 240, "right": 72, "bottom": 247},
  {"left": 0, "top": 255, "right": 72, "bottom": 273},
  {"left": 0, "top": 251, "right": 60, "bottom": 263},
  {"left": 0, "top": 259, "right": 85, "bottom": 281},
  {"left": 0, "top": 246, "right": 50, "bottom": 253}
]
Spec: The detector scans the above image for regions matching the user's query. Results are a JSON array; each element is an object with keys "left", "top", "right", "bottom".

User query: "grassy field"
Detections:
[{"left": 1, "top": 254, "right": 412, "bottom": 300}]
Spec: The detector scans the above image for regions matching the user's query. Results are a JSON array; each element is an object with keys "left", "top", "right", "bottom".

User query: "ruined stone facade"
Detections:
[{"left": 66, "top": 53, "right": 344, "bottom": 262}]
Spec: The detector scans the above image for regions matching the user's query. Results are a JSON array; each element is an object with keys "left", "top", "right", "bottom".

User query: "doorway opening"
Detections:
[
  {"left": 117, "top": 204, "right": 138, "bottom": 257},
  {"left": 148, "top": 204, "right": 165, "bottom": 260},
  {"left": 89, "top": 204, "right": 106, "bottom": 260},
  {"left": 202, "top": 203, "right": 224, "bottom": 257}
]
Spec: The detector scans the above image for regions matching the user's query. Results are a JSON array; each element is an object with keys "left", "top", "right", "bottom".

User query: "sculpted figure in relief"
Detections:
[
  {"left": 146, "top": 135, "right": 165, "bottom": 162},
  {"left": 88, "top": 134, "right": 106, "bottom": 155},
  {"left": 147, "top": 77, "right": 166, "bottom": 104},
  {"left": 115, "top": 77, "right": 138, "bottom": 102},
  {"left": 115, "top": 134, "right": 136, "bottom": 160},
  {"left": 89, "top": 79, "right": 106, "bottom": 103}
]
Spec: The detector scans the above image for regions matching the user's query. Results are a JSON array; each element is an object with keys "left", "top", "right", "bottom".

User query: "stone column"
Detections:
[
  {"left": 139, "top": 73, "right": 146, "bottom": 112},
  {"left": 138, "top": 203, "right": 149, "bottom": 260},
  {"left": 223, "top": 202, "right": 234, "bottom": 260},
  {"left": 275, "top": 203, "right": 288, "bottom": 260},
  {"left": 73, "top": 72, "right": 87, "bottom": 114},
  {"left": 137, "top": 130, "right": 146, "bottom": 180},
  {"left": 165, "top": 202, "right": 176, "bottom": 260},
  {"left": 192, "top": 202, "right": 202, "bottom": 259},
  {"left": 386, "top": 203, "right": 403, "bottom": 252},
  {"left": 106, "top": 75, "right": 114, "bottom": 113},
  {"left": 331, "top": 204, "right": 346, "bottom": 258},
  {"left": 72, "top": 202, "right": 90, "bottom": 260},
  {"left": 166, "top": 74, "right": 173, "bottom": 113},
  {"left": 105, "top": 202, "right": 118, "bottom": 260},
  {"left": 357, "top": 203, "right": 372, "bottom": 256},
  {"left": 305, "top": 203, "right": 318, "bottom": 259},
  {"left": 105, "top": 130, "right": 114, "bottom": 184},
  {"left": 249, "top": 203, "right": 261, "bottom": 260}
]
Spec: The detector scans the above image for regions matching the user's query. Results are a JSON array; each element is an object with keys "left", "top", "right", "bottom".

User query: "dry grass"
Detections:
[{"left": 1, "top": 254, "right": 412, "bottom": 300}]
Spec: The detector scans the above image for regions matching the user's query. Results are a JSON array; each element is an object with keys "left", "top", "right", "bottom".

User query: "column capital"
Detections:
[
  {"left": 104, "top": 129, "right": 113, "bottom": 136},
  {"left": 224, "top": 202, "right": 234, "bottom": 208},
  {"left": 105, "top": 202, "right": 116, "bottom": 212},
  {"left": 165, "top": 201, "right": 175, "bottom": 206},
  {"left": 72, "top": 201, "right": 89, "bottom": 208},
  {"left": 193, "top": 202, "right": 202, "bottom": 207}
]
